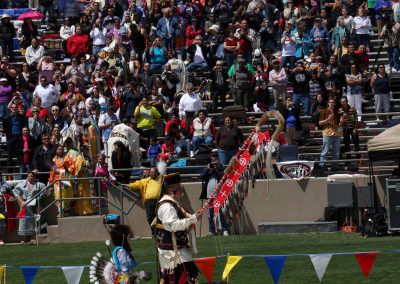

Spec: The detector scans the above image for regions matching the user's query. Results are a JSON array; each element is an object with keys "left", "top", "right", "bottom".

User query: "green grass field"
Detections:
[{"left": 1, "top": 232, "right": 400, "bottom": 283}]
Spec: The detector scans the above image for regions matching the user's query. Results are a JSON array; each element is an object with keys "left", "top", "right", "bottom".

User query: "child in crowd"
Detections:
[
  {"left": 147, "top": 137, "right": 162, "bottom": 167},
  {"left": 159, "top": 136, "right": 176, "bottom": 164},
  {"left": 94, "top": 154, "right": 110, "bottom": 214}
]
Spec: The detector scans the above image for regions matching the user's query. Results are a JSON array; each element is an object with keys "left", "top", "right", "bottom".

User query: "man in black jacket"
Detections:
[
  {"left": 209, "top": 60, "right": 227, "bottom": 112},
  {"left": 0, "top": 14, "right": 16, "bottom": 59},
  {"left": 289, "top": 61, "right": 312, "bottom": 115},
  {"left": 32, "top": 133, "right": 56, "bottom": 184},
  {"left": 186, "top": 36, "right": 210, "bottom": 73},
  {"left": 200, "top": 156, "right": 229, "bottom": 236}
]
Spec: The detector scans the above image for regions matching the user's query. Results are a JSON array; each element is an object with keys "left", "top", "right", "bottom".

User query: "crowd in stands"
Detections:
[{"left": 0, "top": 0, "right": 399, "bottom": 222}]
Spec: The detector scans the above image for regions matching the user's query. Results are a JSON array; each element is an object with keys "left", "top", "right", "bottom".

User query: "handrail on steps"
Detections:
[{"left": 4, "top": 175, "right": 140, "bottom": 223}]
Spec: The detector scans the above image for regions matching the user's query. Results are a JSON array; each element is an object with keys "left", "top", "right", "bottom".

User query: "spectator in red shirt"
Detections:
[
  {"left": 67, "top": 25, "right": 90, "bottom": 57},
  {"left": 185, "top": 19, "right": 203, "bottom": 47},
  {"left": 165, "top": 112, "right": 191, "bottom": 157},
  {"left": 26, "top": 96, "right": 48, "bottom": 119},
  {"left": 165, "top": 112, "right": 187, "bottom": 136},
  {"left": 355, "top": 44, "right": 369, "bottom": 73}
]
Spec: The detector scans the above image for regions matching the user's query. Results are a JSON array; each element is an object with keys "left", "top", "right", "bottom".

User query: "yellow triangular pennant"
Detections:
[
  {"left": 222, "top": 256, "right": 242, "bottom": 280},
  {"left": 0, "top": 266, "right": 5, "bottom": 284}
]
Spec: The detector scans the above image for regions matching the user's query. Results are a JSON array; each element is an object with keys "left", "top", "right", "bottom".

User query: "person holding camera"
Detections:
[
  {"left": 90, "top": 18, "right": 107, "bottom": 56},
  {"left": 146, "top": 37, "right": 168, "bottom": 73},
  {"left": 200, "top": 156, "right": 229, "bottom": 236},
  {"left": 209, "top": 60, "right": 227, "bottom": 112}
]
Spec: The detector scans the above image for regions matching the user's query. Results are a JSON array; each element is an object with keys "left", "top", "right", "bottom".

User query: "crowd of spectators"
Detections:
[{"left": 0, "top": 0, "right": 399, "bottom": 224}]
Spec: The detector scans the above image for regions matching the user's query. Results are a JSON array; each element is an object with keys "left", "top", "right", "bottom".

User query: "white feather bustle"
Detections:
[{"left": 157, "top": 160, "right": 167, "bottom": 175}]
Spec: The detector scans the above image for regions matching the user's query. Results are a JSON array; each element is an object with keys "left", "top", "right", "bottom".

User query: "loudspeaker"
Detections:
[
  {"left": 327, "top": 182, "right": 357, "bottom": 208},
  {"left": 386, "top": 179, "right": 400, "bottom": 231}
]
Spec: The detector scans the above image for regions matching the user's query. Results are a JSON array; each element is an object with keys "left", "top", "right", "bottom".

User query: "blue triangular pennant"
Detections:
[
  {"left": 264, "top": 256, "right": 287, "bottom": 284},
  {"left": 21, "top": 266, "right": 39, "bottom": 284}
]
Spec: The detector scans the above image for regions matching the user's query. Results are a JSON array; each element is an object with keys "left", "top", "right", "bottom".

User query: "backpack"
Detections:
[{"left": 194, "top": 144, "right": 213, "bottom": 165}]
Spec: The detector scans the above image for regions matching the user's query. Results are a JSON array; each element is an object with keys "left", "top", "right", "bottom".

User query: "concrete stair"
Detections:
[
  {"left": 46, "top": 215, "right": 109, "bottom": 243},
  {"left": 258, "top": 221, "right": 338, "bottom": 234}
]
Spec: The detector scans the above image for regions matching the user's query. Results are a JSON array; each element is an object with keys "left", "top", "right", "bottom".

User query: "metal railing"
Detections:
[{"left": 1, "top": 173, "right": 140, "bottom": 223}]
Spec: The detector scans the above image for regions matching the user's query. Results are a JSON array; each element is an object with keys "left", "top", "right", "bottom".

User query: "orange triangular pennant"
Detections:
[
  {"left": 355, "top": 252, "right": 378, "bottom": 278},
  {"left": 194, "top": 257, "right": 216, "bottom": 283}
]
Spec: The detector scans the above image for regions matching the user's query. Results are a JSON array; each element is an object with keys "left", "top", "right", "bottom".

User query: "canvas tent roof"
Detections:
[{"left": 368, "top": 124, "right": 400, "bottom": 161}]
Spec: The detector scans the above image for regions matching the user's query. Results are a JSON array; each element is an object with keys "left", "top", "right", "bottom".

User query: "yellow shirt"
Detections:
[
  {"left": 134, "top": 105, "right": 161, "bottom": 130},
  {"left": 128, "top": 176, "right": 162, "bottom": 203}
]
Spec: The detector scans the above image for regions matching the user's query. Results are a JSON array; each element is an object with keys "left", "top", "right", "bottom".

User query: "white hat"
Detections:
[
  {"left": 254, "top": 48, "right": 261, "bottom": 57},
  {"left": 209, "top": 24, "right": 219, "bottom": 33},
  {"left": 0, "top": 78, "right": 7, "bottom": 82},
  {"left": 1, "top": 14, "right": 11, "bottom": 20}
]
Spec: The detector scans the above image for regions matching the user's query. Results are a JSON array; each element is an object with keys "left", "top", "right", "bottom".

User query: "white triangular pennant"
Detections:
[
  {"left": 310, "top": 254, "right": 332, "bottom": 282},
  {"left": 61, "top": 266, "right": 84, "bottom": 284}
]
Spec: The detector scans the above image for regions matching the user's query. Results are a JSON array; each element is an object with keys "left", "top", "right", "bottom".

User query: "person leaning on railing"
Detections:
[{"left": 124, "top": 168, "right": 162, "bottom": 234}]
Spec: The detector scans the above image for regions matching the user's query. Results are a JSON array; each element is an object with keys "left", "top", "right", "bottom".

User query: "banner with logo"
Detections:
[{"left": 276, "top": 160, "right": 314, "bottom": 180}]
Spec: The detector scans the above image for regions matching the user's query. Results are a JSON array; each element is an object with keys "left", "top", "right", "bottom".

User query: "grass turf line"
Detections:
[{"left": 1, "top": 232, "right": 400, "bottom": 283}]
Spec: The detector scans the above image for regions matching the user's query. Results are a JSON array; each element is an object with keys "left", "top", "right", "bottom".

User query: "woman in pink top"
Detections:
[{"left": 37, "top": 55, "right": 55, "bottom": 83}]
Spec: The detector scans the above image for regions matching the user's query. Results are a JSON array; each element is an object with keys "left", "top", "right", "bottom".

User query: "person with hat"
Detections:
[
  {"left": 185, "top": 18, "right": 203, "bottom": 47},
  {"left": 204, "top": 12, "right": 221, "bottom": 35},
  {"left": 155, "top": 173, "right": 204, "bottom": 283},
  {"left": 0, "top": 14, "right": 15, "bottom": 59},
  {"left": 310, "top": 17, "right": 330, "bottom": 50}
]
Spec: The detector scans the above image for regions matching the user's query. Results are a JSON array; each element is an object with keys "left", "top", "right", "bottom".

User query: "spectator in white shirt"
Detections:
[
  {"left": 60, "top": 17, "right": 76, "bottom": 41},
  {"left": 90, "top": 18, "right": 107, "bottom": 56},
  {"left": 25, "top": 38, "right": 44, "bottom": 69},
  {"left": 33, "top": 76, "right": 60, "bottom": 110},
  {"left": 353, "top": 8, "right": 372, "bottom": 50},
  {"left": 178, "top": 83, "right": 202, "bottom": 119}
]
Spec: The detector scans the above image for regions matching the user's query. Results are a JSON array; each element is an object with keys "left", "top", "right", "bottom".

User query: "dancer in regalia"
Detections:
[
  {"left": 155, "top": 173, "right": 204, "bottom": 284},
  {"left": 89, "top": 224, "right": 152, "bottom": 284}
]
